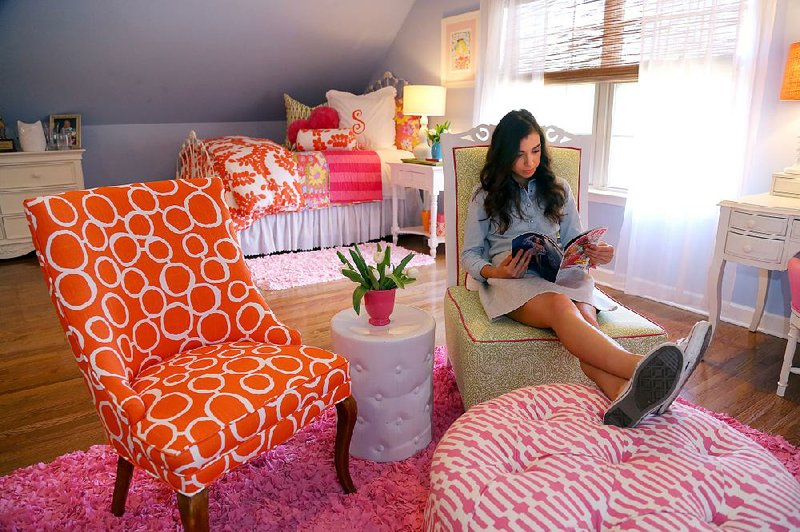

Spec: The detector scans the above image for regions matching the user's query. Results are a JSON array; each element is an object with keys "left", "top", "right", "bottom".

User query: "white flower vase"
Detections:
[{"left": 17, "top": 120, "right": 47, "bottom": 152}]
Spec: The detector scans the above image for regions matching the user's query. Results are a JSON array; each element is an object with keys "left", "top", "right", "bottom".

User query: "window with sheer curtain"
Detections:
[{"left": 483, "top": 0, "right": 747, "bottom": 192}]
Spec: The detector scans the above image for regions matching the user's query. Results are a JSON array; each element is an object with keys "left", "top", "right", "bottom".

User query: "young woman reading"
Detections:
[{"left": 461, "top": 109, "right": 711, "bottom": 428}]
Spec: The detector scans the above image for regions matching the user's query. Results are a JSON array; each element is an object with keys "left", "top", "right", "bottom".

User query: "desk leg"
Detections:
[
  {"left": 391, "top": 185, "right": 400, "bottom": 246},
  {"left": 428, "top": 189, "right": 438, "bottom": 257},
  {"left": 750, "top": 268, "right": 769, "bottom": 332},
  {"left": 707, "top": 255, "right": 726, "bottom": 335}
]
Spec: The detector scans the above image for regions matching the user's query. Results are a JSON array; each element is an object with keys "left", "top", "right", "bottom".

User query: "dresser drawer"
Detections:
[
  {"left": 0, "top": 187, "right": 76, "bottom": 215},
  {"left": 729, "top": 210, "right": 787, "bottom": 236},
  {"left": 724, "top": 232, "right": 783, "bottom": 263},
  {"left": 2, "top": 214, "right": 31, "bottom": 240},
  {"left": 0, "top": 162, "right": 78, "bottom": 189}
]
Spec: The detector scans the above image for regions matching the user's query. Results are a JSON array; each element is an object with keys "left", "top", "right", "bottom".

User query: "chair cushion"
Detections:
[
  {"left": 131, "top": 341, "right": 350, "bottom": 475},
  {"left": 425, "top": 384, "right": 800, "bottom": 530},
  {"left": 447, "top": 286, "right": 665, "bottom": 343}
]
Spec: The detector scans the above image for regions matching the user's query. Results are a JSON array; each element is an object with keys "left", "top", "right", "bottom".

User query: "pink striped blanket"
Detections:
[{"left": 324, "top": 150, "right": 383, "bottom": 204}]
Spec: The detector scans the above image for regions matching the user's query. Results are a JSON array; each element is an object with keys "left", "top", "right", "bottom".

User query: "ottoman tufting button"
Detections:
[
  {"left": 376, "top": 444, "right": 384, "bottom": 452},
  {"left": 374, "top": 393, "right": 383, "bottom": 401},
  {"left": 396, "top": 417, "right": 403, "bottom": 425},
  {"left": 355, "top": 364, "right": 363, "bottom": 372},
  {"left": 395, "top": 365, "right": 402, "bottom": 374},
  {"left": 414, "top": 436, "right": 420, "bottom": 444},
  {"left": 414, "top": 386, "right": 420, "bottom": 394},
  {"left": 357, "top": 416, "right": 365, "bottom": 424}
]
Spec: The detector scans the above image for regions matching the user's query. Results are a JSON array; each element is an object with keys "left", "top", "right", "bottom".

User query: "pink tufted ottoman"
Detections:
[{"left": 424, "top": 384, "right": 800, "bottom": 530}]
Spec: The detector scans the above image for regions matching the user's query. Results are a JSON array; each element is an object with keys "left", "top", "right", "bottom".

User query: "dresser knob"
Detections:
[
  {"left": 32, "top": 173, "right": 42, "bottom": 179},
  {"left": 743, "top": 244, "right": 753, "bottom": 253}
]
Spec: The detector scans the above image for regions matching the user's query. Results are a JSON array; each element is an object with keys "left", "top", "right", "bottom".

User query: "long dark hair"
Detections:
[{"left": 478, "top": 109, "right": 565, "bottom": 233}]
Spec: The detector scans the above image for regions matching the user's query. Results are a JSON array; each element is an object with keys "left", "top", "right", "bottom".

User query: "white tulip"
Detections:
[
  {"left": 373, "top": 250, "right": 385, "bottom": 264},
  {"left": 407, "top": 267, "right": 419, "bottom": 278}
]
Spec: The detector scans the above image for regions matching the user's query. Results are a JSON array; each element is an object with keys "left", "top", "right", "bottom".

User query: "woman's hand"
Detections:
[
  {"left": 584, "top": 241, "right": 614, "bottom": 266},
  {"left": 483, "top": 249, "right": 533, "bottom": 279}
]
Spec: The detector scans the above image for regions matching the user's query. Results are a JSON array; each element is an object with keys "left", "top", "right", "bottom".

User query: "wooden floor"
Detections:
[{"left": 1, "top": 236, "right": 799, "bottom": 476}]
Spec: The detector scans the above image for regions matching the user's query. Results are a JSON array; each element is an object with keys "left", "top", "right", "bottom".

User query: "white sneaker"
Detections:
[
  {"left": 656, "top": 321, "right": 712, "bottom": 415},
  {"left": 603, "top": 342, "right": 684, "bottom": 429}
]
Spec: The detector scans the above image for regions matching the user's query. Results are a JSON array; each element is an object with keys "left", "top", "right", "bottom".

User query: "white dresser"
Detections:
[{"left": 0, "top": 150, "right": 85, "bottom": 259}]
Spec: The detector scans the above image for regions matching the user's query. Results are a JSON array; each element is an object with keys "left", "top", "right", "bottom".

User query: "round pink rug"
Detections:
[{"left": 245, "top": 242, "right": 435, "bottom": 291}]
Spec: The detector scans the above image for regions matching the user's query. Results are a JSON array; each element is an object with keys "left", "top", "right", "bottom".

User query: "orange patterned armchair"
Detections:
[{"left": 24, "top": 178, "right": 356, "bottom": 531}]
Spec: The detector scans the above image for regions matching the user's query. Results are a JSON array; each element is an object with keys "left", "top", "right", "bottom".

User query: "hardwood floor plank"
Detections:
[{"left": 1, "top": 237, "right": 798, "bottom": 477}]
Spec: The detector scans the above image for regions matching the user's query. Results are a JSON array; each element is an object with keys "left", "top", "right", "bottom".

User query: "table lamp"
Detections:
[
  {"left": 403, "top": 85, "right": 446, "bottom": 159},
  {"left": 781, "top": 41, "right": 800, "bottom": 174}
]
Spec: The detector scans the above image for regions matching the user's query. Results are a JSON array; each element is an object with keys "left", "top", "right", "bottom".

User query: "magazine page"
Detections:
[
  {"left": 511, "top": 232, "right": 562, "bottom": 282},
  {"left": 560, "top": 227, "right": 608, "bottom": 271}
]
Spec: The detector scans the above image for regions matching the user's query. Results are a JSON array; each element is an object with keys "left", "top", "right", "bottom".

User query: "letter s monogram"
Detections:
[{"left": 351, "top": 109, "right": 365, "bottom": 134}]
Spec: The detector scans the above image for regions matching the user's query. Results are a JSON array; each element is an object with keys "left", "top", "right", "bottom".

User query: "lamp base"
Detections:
[
  {"left": 785, "top": 163, "right": 800, "bottom": 175},
  {"left": 413, "top": 143, "right": 431, "bottom": 160}
]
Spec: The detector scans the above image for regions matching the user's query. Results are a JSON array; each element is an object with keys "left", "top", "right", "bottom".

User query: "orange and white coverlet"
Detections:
[{"left": 23, "top": 178, "right": 351, "bottom": 496}]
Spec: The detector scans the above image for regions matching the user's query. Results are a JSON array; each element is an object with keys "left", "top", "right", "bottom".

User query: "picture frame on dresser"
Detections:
[{"left": 49, "top": 113, "right": 81, "bottom": 149}]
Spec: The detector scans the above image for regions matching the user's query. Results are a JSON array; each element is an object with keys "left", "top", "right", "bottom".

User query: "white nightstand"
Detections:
[
  {"left": 0, "top": 150, "right": 85, "bottom": 259},
  {"left": 389, "top": 162, "right": 445, "bottom": 257}
]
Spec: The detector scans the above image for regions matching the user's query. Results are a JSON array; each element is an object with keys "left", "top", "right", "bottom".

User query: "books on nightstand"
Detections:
[
  {"left": 400, "top": 158, "right": 443, "bottom": 166},
  {"left": 771, "top": 172, "right": 800, "bottom": 198}
]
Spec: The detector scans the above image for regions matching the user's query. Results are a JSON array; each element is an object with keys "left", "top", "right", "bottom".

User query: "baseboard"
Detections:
[{"left": 591, "top": 267, "right": 790, "bottom": 339}]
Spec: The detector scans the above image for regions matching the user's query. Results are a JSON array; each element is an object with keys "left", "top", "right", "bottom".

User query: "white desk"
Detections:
[
  {"left": 389, "top": 162, "right": 445, "bottom": 257},
  {"left": 708, "top": 193, "right": 800, "bottom": 333}
]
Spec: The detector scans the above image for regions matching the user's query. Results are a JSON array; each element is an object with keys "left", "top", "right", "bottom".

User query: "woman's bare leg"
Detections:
[{"left": 508, "top": 293, "right": 641, "bottom": 397}]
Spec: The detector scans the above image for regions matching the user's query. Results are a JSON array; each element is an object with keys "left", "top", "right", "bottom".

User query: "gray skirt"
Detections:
[{"left": 478, "top": 252, "right": 617, "bottom": 320}]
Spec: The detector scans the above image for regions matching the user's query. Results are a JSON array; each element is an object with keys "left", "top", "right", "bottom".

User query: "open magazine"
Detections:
[{"left": 510, "top": 226, "right": 608, "bottom": 283}]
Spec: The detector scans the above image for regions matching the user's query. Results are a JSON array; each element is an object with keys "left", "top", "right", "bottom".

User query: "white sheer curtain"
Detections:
[
  {"left": 474, "top": 0, "right": 547, "bottom": 125},
  {"left": 616, "top": 0, "right": 775, "bottom": 310}
]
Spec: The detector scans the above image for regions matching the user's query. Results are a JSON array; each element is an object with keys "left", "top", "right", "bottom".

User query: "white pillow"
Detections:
[{"left": 325, "top": 86, "right": 396, "bottom": 150}]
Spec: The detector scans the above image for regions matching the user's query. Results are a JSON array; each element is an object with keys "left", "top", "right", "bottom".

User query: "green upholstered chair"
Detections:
[{"left": 441, "top": 124, "right": 668, "bottom": 410}]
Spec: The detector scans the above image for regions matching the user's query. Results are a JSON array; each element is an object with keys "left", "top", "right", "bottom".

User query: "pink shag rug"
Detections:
[
  {"left": 246, "top": 242, "right": 436, "bottom": 291},
  {"left": 1, "top": 348, "right": 798, "bottom": 531}
]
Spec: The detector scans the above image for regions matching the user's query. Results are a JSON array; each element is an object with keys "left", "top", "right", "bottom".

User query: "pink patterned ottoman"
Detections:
[{"left": 424, "top": 384, "right": 800, "bottom": 530}]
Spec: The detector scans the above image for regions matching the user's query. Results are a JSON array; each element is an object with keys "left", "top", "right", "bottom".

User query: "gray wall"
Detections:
[{"left": 1, "top": 0, "right": 415, "bottom": 186}]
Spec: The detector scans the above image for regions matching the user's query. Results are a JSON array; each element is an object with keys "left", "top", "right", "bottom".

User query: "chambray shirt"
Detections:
[{"left": 461, "top": 177, "right": 582, "bottom": 283}]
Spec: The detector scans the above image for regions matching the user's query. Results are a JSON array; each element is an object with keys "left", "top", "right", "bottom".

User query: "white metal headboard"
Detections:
[{"left": 176, "top": 130, "right": 215, "bottom": 180}]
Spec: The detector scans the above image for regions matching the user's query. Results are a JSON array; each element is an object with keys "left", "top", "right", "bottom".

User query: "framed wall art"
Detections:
[
  {"left": 49, "top": 113, "right": 81, "bottom": 149},
  {"left": 441, "top": 10, "right": 479, "bottom": 88}
]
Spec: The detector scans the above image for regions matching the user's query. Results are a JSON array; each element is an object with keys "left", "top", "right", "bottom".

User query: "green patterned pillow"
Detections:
[{"left": 283, "top": 93, "right": 325, "bottom": 147}]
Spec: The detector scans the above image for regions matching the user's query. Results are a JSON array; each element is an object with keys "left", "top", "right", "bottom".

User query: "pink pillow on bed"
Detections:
[
  {"left": 202, "top": 136, "right": 305, "bottom": 229},
  {"left": 295, "top": 129, "right": 357, "bottom": 151}
]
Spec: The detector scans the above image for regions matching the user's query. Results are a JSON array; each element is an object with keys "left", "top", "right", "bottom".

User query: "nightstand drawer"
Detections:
[
  {"left": 0, "top": 187, "right": 76, "bottom": 215},
  {"left": 729, "top": 210, "right": 787, "bottom": 236},
  {"left": 0, "top": 162, "right": 78, "bottom": 189},
  {"left": 394, "top": 168, "right": 433, "bottom": 190},
  {"left": 2, "top": 215, "right": 31, "bottom": 240},
  {"left": 724, "top": 232, "right": 783, "bottom": 263}
]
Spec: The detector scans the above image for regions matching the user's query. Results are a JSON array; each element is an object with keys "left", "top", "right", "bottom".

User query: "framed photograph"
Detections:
[
  {"left": 49, "top": 113, "right": 81, "bottom": 149},
  {"left": 441, "top": 10, "right": 479, "bottom": 88}
]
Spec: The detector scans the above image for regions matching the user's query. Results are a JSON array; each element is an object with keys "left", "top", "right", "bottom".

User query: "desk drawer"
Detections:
[
  {"left": 394, "top": 169, "right": 431, "bottom": 190},
  {"left": 724, "top": 232, "right": 783, "bottom": 263},
  {"left": 729, "top": 210, "right": 787, "bottom": 236},
  {"left": 0, "top": 162, "right": 78, "bottom": 189}
]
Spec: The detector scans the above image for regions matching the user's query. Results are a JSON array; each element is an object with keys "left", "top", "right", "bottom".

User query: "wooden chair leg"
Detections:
[
  {"left": 111, "top": 456, "right": 134, "bottom": 517},
  {"left": 335, "top": 395, "right": 357, "bottom": 494},
  {"left": 177, "top": 489, "right": 209, "bottom": 532}
]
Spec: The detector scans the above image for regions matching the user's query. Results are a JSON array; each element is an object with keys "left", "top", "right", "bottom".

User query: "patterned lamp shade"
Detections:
[{"left": 781, "top": 42, "right": 800, "bottom": 100}]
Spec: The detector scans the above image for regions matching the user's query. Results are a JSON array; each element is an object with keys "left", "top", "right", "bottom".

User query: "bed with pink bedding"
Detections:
[{"left": 176, "top": 131, "right": 417, "bottom": 256}]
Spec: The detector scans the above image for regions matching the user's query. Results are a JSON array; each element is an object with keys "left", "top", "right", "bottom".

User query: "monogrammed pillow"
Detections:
[{"left": 325, "top": 86, "right": 396, "bottom": 150}]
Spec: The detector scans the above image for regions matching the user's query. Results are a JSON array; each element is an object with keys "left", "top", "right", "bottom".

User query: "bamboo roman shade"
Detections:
[{"left": 510, "top": 0, "right": 744, "bottom": 84}]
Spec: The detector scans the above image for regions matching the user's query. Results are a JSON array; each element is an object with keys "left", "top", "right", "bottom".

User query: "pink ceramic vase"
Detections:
[{"left": 363, "top": 289, "right": 396, "bottom": 326}]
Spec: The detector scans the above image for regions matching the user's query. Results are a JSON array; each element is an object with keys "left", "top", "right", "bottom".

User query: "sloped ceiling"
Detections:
[{"left": 1, "top": 0, "right": 416, "bottom": 125}]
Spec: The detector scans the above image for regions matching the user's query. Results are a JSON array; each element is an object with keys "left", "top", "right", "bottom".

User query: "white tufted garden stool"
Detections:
[
  {"left": 331, "top": 304, "right": 435, "bottom": 462},
  {"left": 424, "top": 383, "right": 800, "bottom": 530}
]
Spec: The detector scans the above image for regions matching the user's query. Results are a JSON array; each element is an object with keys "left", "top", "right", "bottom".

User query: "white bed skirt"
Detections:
[{"left": 238, "top": 196, "right": 420, "bottom": 256}]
